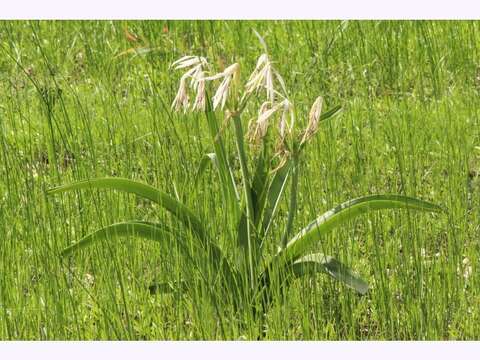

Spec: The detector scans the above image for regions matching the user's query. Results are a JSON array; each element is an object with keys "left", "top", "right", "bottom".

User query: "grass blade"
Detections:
[
  {"left": 194, "top": 152, "right": 218, "bottom": 187},
  {"left": 232, "top": 113, "right": 256, "bottom": 287},
  {"left": 149, "top": 280, "right": 188, "bottom": 295}
]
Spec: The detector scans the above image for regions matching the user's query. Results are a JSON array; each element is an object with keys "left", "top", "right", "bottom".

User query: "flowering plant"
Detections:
[{"left": 47, "top": 38, "right": 443, "bottom": 335}]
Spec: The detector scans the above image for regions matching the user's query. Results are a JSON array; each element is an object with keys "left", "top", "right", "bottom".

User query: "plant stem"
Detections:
[
  {"left": 204, "top": 96, "right": 240, "bottom": 219},
  {"left": 281, "top": 155, "right": 299, "bottom": 248}
]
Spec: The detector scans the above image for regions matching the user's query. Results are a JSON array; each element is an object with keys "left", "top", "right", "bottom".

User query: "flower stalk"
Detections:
[{"left": 280, "top": 152, "right": 299, "bottom": 248}]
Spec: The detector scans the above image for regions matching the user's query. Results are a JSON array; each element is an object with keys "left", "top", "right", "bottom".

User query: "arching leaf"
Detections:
[
  {"left": 281, "top": 194, "right": 443, "bottom": 262},
  {"left": 290, "top": 253, "right": 368, "bottom": 295},
  {"left": 47, "top": 177, "right": 207, "bottom": 241}
]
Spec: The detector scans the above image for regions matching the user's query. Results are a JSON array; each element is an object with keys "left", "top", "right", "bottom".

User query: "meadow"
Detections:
[{"left": 0, "top": 20, "right": 479, "bottom": 340}]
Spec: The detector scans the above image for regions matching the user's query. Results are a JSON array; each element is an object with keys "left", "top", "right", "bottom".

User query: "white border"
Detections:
[
  {"left": 1, "top": 0, "right": 480, "bottom": 19},
  {"left": 0, "top": 342, "right": 479, "bottom": 359}
]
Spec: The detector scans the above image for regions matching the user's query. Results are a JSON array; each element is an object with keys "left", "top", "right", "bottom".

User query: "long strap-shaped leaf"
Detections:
[
  {"left": 61, "top": 221, "right": 238, "bottom": 292},
  {"left": 61, "top": 221, "right": 173, "bottom": 256},
  {"left": 259, "top": 160, "right": 292, "bottom": 238},
  {"left": 290, "top": 253, "right": 368, "bottom": 295},
  {"left": 280, "top": 194, "right": 443, "bottom": 263},
  {"left": 47, "top": 177, "right": 207, "bottom": 241},
  {"left": 49, "top": 178, "right": 241, "bottom": 292},
  {"left": 255, "top": 252, "right": 367, "bottom": 315}
]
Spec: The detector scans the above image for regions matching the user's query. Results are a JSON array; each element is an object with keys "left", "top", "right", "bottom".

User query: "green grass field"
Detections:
[{"left": 0, "top": 20, "right": 479, "bottom": 340}]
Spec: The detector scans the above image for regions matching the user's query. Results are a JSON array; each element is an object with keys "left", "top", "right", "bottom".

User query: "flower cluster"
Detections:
[
  {"left": 171, "top": 56, "right": 240, "bottom": 112},
  {"left": 171, "top": 50, "right": 325, "bottom": 148}
]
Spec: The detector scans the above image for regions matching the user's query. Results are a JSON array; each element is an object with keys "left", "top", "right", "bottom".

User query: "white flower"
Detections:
[
  {"left": 204, "top": 63, "right": 240, "bottom": 110},
  {"left": 171, "top": 56, "right": 240, "bottom": 112},
  {"left": 245, "top": 54, "right": 274, "bottom": 102},
  {"left": 248, "top": 99, "right": 291, "bottom": 144},
  {"left": 256, "top": 101, "right": 279, "bottom": 139},
  {"left": 300, "top": 96, "right": 323, "bottom": 144},
  {"left": 245, "top": 54, "right": 288, "bottom": 104},
  {"left": 171, "top": 55, "right": 208, "bottom": 112}
]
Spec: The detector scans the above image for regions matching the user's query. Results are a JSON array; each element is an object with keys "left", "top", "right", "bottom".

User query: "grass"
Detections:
[{"left": 0, "top": 20, "right": 479, "bottom": 340}]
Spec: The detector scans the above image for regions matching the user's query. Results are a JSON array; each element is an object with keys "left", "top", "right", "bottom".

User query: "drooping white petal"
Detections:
[
  {"left": 171, "top": 55, "right": 209, "bottom": 113},
  {"left": 245, "top": 54, "right": 269, "bottom": 94},
  {"left": 171, "top": 55, "right": 195, "bottom": 66},
  {"left": 208, "top": 63, "right": 239, "bottom": 110},
  {"left": 192, "top": 69, "right": 206, "bottom": 111},
  {"left": 171, "top": 74, "right": 190, "bottom": 112},
  {"left": 171, "top": 56, "right": 208, "bottom": 70},
  {"left": 245, "top": 53, "right": 280, "bottom": 103}
]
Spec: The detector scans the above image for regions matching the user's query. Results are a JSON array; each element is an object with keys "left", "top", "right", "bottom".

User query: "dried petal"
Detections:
[
  {"left": 248, "top": 101, "right": 287, "bottom": 144},
  {"left": 301, "top": 96, "right": 323, "bottom": 144},
  {"left": 279, "top": 99, "right": 294, "bottom": 139}
]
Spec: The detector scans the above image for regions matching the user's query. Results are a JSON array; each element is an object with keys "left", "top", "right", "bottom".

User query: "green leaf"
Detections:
[
  {"left": 47, "top": 177, "right": 207, "bottom": 242},
  {"left": 49, "top": 178, "right": 239, "bottom": 290},
  {"left": 236, "top": 149, "right": 270, "bottom": 258},
  {"left": 319, "top": 105, "right": 342, "bottom": 123},
  {"left": 61, "top": 221, "right": 174, "bottom": 256},
  {"left": 236, "top": 149, "right": 268, "bottom": 251},
  {"left": 291, "top": 253, "right": 368, "bottom": 295},
  {"left": 280, "top": 156, "right": 300, "bottom": 248},
  {"left": 61, "top": 220, "right": 238, "bottom": 291},
  {"left": 260, "top": 160, "right": 292, "bottom": 238},
  {"left": 232, "top": 113, "right": 256, "bottom": 286},
  {"left": 281, "top": 194, "right": 443, "bottom": 262},
  {"left": 251, "top": 151, "right": 269, "bottom": 225},
  {"left": 204, "top": 95, "right": 240, "bottom": 218},
  {"left": 236, "top": 208, "right": 249, "bottom": 253}
]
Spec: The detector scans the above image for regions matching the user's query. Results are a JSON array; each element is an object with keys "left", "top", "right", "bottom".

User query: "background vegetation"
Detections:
[{"left": 0, "top": 20, "right": 479, "bottom": 339}]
